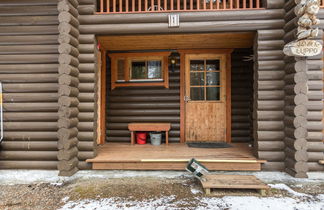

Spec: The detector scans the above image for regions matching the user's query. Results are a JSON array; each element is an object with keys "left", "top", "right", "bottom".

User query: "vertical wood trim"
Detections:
[
  {"left": 119, "top": 0, "right": 122, "bottom": 12},
  {"left": 132, "top": 0, "right": 135, "bottom": 12},
  {"left": 145, "top": 0, "right": 148, "bottom": 11},
  {"left": 177, "top": 0, "right": 180, "bottom": 10},
  {"left": 99, "top": 49, "right": 107, "bottom": 144},
  {"left": 164, "top": 56, "right": 169, "bottom": 88},
  {"left": 96, "top": 50, "right": 102, "bottom": 144},
  {"left": 100, "top": 0, "right": 104, "bottom": 12},
  {"left": 226, "top": 51, "right": 232, "bottom": 143},
  {"left": 164, "top": 0, "right": 167, "bottom": 10},
  {"left": 180, "top": 52, "right": 185, "bottom": 143},
  {"left": 171, "top": 0, "right": 174, "bottom": 10},
  {"left": 113, "top": 0, "right": 116, "bottom": 12},
  {"left": 107, "top": 0, "right": 110, "bottom": 12}
]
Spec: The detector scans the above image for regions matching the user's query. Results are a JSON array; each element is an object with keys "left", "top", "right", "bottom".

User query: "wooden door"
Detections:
[{"left": 185, "top": 54, "right": 227, "bottom": 142}]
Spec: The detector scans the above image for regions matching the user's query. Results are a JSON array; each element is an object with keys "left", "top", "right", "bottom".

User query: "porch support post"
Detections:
[
  {"left": 282, "top": 0, "right": 323, "bottom": 177},
  {"left": 57, "top": 0, "right": 80, "bottom": 176}
]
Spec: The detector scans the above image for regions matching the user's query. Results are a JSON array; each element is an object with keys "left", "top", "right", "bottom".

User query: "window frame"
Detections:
[{"left": 109, "top": 52, "right": 170, "bottom": 90}]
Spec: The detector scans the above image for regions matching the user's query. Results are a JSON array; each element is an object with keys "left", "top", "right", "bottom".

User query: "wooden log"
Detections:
[
  {"left": 0, "top": 5, "right": 58, "bottom": 16},
  {"left": 58, "top": 11, "right": 79, "bottom": 27},
  {"left": 0, "top": 64, "right": 58, "bottom": 73},
  {"left": 285, "top": 158, "right": 308, "bottom": 172},
  {"left": 3, "top": 93, "right": 58, "bottom": 102},
  {"left": 285, "top": 167, "right": 307, "bottom": 178},
  {"left": 284, "top": 137, "right": 307, "bottom": 150},
  {"left": 57, "top": 157, "right": 78, "bottom": 171},
  {"left": 4, "top": 131, "right": 57, "bottom": 140},
  {"left": 4, "top": 122, "right": 57, "bottom": 131},
  {"left": 285, "top": 60, "right": 307, "bottom": 74},
  {"left": 59, "top": 107, "right": 79, "bottom": 118},
  {"left": 58, "top": 137, "right": 78, "bottom": 150},
  {"left": 78, "top": 44, "right": 95, "bottom": 53},
  {"left": 59, "top": 64, "right": 79, "bottom": 76},
  {"left": 284, "top": 105, "right": 307, "bottom": 117},
  {"left": 0, "top": 161, "right": 57, "bottom": 169},
  {"left": 3, "top": 83, "right": 58, "bottom": 93},
  {"left": 79, "top": 63, "right": 96, "bottom": 73},
  {"left": 257, "top": 29, "right": 284, "bottom": 40},
  {"left": 79, "top": 83, "right": 95, "bottom": 92},
  {"left": 285, "top": 127, "right": 307, "bottom": 139},
  {"left": 257, "top": 40, "right": 284, "bottom": 51},
  {"left": 78, "top": 151, "right": 95, "bottom": 160},
  {"left": 284, "top": 116, "right": 307, "bottom": 128},
  {"left": 59, "top": 96, "right": 79, "bottom": 107},
  {"left": 78, "top": 161, "right": 92, "bottom": 170},
  {"left": 256, "top": 131, "right": 284, "bottom": 141},
  {"left": 58, "top": 43, "right": 79, "bottom": 57},
  {"left": 261, "top": 161, "right": 285, "bottom": 171},
  {"left": 78, "top": 122, "right": 94, "bottom": 131},
  {"left": 307, "top": 112, "right": 323, "bottom": 121},
  {"left": 58, "top": 0, "right": 79, "bottom": 17},
  {"left": 58, "top": 117, "right": 79, "bottom": 128},
  {"left": 284, "top": 83, "right": 307, "bottom": 95},
  {"left": 58, "top": 146, "right": 78, "bottom": 161},
  {"left": 79, "top": 34, "right": 95, "bottom": 44},
  {"left": 285, "top": 94, "right": 308, "bottom": 106},
  {"left": 306, "top": 132, "right": 323, "bottom": 142},
  {"left": 264, "top": 0, "right": 285, "bottom": 9},
  {"left": 1, "top": 141, "right": 57, "bottom": 151},
  {"left": 307, "top": 142, "right": 324, "bottom": 152},
  {"left": 79, "top": 20, "right": 285, "bottom": 35},
  {"left": 0, "top": 35, "right": 58, "bottom": 45},
  {"left": 258, "top": 141, "right": 285, "bottom": 151},
  {"left": 59, "top": 85, "right": 79, "bottom": 97},
  {"left": 58, "top": 34, "right": 79, "bottom": 46},
  {"left": 307, "top": 162, "right": 324, "bottom": 171},
  {"left": 285, "top": 147, "right": 308, "bottom": 162},
  {"left": 58, "top": 127, "right": 78, "bottom": 140},
  {"left": 78, "top": 5, "right": 95, "bottom": 15},
  {"left": 79, "top": 54, "right": 95, "bottom": 63},
  {"left": 0, "top": 151, "right": 57, "bottom": 161},
  {"left": 255, "top": 111, "right": 284, "bottom": 120},
  {"left": 59, "top": 74, "right": 79, "bottom": 87},
  {"left": 256, "top": 121, "right": 284, "bottom": 130},
  {"left": 256, "top": 100, "right": 284, "bottom": 110},
  {"left": 257, "top": 151, "right": 285, "bottom": 161},
  {"left": 0, "top": 73, "right": 58, "bottom": 83},
  {"left": 58, "top": 22, "right": 79, "bottom": 38},
  {"left": 0, "top": 25, "right": 58, "bottom": 36},
  {"left": 0, "top": 45, "right": 58, "bottom": 55},
  {"left": 79, "top": 73, "right": 95, "bottom": 82},
  {"left": 307, "top": 152, "right": 324, "bottom": 162},
  {"left": 0, "top": 54, "right": 58, "bottom": 64},
  {"left": 58, "top": 54, "right": 79, "bottom": 66},
  {"left": 306, "top": 121, "right": 323, "bottom": 131}
]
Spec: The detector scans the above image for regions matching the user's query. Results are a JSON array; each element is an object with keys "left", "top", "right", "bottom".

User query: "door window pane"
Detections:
[
  {"left": 206, "top": 87, "right": 220, "bottom": 100},
  {"left": 147, "top": 60, "right": 162, "bottom": 79},
  {"left": 190, "top": 87, "right": 204, "bottom": 100},
  {"left": 190, "top": 72, "right": 204, "bottom": 86},
  {"left": 206, "top": 72, "right": 220, "bottom": 86},
  {"left": 117, "top": 59, "right": 125, "bottom": 81},
  {"left": 206, "top": 60, "right": 220, "bottom": 71},
  {"left": 190, "top": 60, "right": 204, "bottom": 71}
]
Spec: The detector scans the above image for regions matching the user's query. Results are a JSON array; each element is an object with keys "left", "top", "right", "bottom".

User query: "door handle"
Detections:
[{"left": 184, "top": 96, "right": 191, "bottom": 103}]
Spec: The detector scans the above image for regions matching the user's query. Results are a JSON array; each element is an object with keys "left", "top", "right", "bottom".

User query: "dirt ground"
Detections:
[{"left": 1, "top": 176, "right": 324, "bottom": 210}]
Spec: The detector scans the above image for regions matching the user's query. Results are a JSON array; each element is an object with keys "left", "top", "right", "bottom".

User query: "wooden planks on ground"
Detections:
[{"left": 200, "top": 174, "right": 269, "bottom": 195}]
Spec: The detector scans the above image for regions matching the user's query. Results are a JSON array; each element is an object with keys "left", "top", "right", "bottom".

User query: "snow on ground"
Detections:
[
  {"left": 59, "top": 194, "right": 324, "bottom": 210},
  {"left": 1, "top": 170, "right": 324, "bottom": 185}
]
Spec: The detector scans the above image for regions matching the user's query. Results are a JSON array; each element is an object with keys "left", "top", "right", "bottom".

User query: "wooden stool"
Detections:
[{"left": 128, "top": 123, "right": 171, "bottom": 145}]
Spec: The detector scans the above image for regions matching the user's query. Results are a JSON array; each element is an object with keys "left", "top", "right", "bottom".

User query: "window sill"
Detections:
[{"left": 112, "top": 81, "right": 168, "bottom": 89}]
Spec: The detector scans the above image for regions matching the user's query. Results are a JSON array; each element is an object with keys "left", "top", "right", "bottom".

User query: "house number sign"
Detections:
[
  {"left": 283, "top": 40, "right": 322, "bottom": 57},
  {"left": 283, "top": 0, "right": 323, "bottom": 57}
]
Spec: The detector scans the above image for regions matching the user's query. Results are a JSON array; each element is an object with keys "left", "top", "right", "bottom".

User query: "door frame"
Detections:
[{"left": 178, "top": 49, "right": 233, "bottom": 143}]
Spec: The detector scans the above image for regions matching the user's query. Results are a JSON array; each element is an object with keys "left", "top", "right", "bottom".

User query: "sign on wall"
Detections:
[{"left": 283, "top": 0, "right": 323, "bottom": 57}]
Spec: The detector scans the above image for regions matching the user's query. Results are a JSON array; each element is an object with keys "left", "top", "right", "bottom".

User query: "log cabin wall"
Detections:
[
  {"left": 77, "top": 0, "right": 97, "bottom": 170},
  {"left": 231, "top": 49, "right": 254, "bottom": 143},
  {"left": 254, "top": 29, "right": 286, "bottom": 171},
  {"left": 283, "top": 0, "right": 324, "bottom": 177},
  {"left": 0, "top": 0, "right": 60, "bottom": 169},
  {"left": 57, "top": 0, "right": 80, "bottom": 176},
  {"left": 105, "top": 55, "right": 181, "bottom": 143}
]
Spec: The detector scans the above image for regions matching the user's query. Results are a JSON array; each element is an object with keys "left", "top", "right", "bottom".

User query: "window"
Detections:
[
  {"left": 109, "top": 52, "right": 169, "bottom": 89},
  {"left": 189, "top": 59, "right": 221, "bottom": 101}
]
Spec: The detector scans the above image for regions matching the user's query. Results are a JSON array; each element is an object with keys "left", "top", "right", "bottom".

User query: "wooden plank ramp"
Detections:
[{"left": 200, "top": 174, "right": 269, "bottom": 195}]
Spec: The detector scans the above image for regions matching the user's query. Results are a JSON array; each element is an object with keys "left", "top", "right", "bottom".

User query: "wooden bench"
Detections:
[{"left": 128, "top": 123, "right": 171, "bottom": 145}]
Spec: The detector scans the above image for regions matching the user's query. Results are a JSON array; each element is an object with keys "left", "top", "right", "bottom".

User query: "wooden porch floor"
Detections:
[{"left": 87, "top": 143, "right": 266, "bottom": 171}]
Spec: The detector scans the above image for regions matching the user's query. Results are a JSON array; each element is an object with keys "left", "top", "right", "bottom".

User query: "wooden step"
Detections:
[{"left": 200, "top": 174, "right": 269, "bottom": 195}]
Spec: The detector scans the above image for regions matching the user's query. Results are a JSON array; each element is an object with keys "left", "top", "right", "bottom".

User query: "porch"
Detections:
[{"left": 87, "top": 143, "right": 266, "bottom": 170}]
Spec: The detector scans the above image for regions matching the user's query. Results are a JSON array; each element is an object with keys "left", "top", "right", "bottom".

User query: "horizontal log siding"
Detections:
[
  {"left": 0, "top": 0, "right": 59, "bottom": 169},
  {"left": 254, "top": 28, "right": 285, "bottom": 171},
  {"left": 77, "top": 0, "right": 97, "bottom": 170},
  {"left": 106, "top": 56, "right": 181, "bottom": 143},
  {"left": 231, "top": 49, "right": 254, "bottom": 143}
]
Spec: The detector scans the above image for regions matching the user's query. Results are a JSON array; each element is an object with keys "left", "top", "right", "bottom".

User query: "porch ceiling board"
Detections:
[{"left": 98, "top": 32, "right": 254, "bottom": 50}]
